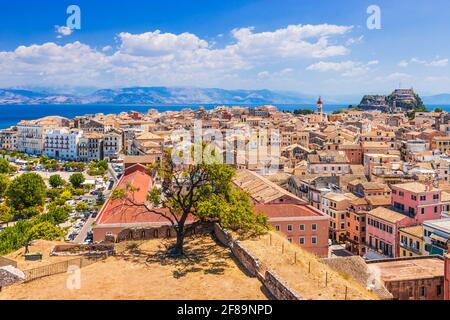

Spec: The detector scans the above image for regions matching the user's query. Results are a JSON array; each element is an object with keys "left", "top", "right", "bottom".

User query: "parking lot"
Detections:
[{"left": 4, "top": 156, "right": 122, "bottom": 245}]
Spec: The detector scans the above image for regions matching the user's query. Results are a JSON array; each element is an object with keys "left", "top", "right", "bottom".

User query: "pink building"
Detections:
[
  {"left": 445, "top": 253, "right": 450, "bottom": 300},
  {"left": 392, "top": 182, "right": 442, "bottom": 224},
  {"left": 366, "top": 207, "right": 414, "bottom": 258},
  {"left": 255, "top": 204, "right": 330, "bottom": 257}
]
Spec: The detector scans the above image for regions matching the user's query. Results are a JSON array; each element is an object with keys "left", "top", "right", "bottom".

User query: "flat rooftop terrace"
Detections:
[{"left": 369, "top": 257, "right": 444, "bottom": 282}]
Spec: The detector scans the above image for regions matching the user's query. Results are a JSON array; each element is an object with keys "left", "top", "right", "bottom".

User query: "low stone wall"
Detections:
[
  {"left": 51, "top": 244, "right": 115, "bottom": 257},
  {"left": 214, "top": 223, "right": 232, "bottom": 246},
  {"left": 230, "top": 241, "right": 261, "bottom": 277},
  {"left": 0, "top": 256, "right": 17, "bottom": 268},
  {"left": 115, "top": 223, "right": 213, "bottom": 243},
  {"left": 213, "top": 223, "right": 302, "bottom": 300},
  {"left": 264, "top": 270, "right": 304, "bottom": 300}
]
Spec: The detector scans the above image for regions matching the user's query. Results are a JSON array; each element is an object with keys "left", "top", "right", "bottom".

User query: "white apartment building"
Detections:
[
  {"left": 103, "top": 131, "right": 123, "bottom": 160},
  {"left": 78, "top": 133, "right": 104, "bottom": 162},
  {"left": 0, "top": 129, "right": 17, "bottom": 151},
  {"left": 423, "top": 219, "right": 450, "bottom": 256},
  {"left": 16, "top": 123, "right": 44, "bottom": 155},
  {"left": 43, "top": 128, "right": 83, "bottom": 161}
]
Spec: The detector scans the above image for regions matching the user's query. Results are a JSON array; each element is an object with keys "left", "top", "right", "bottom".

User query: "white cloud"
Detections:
[
  {"left": 0, "top": 24, "right": 355, "bottom": 88},
  {"left": 118, "top": 30, "right": 209, "bottom": 56},
  {"left": 345, "top": 35, "right": 364, "bottom": 46},
  {"left": 398, "top": 60, "right": 409, "bottom": 68},
  {"left": 257, "top": 71, "right": 270, "bottom": 78},
  {"left": 55, "top": 26, "right": 73, "bottom": 37},
  {"left": 102, "top": 45, "right": 113, "bottom": 52},
  {"left": 257, "top": 68, "right": 294, "bottom": 79},
  {"left": 376, "top": 72, "right": 413, "bottom": 82},
  {"left": 306, "top": 60, "right": 375, "bottom": 77},
  {"left": 424, "top": 75, "right": 449, "bottom": 82},
  {"left": 426, "top": 58, "right": 448, "bottom": 67},
  {"left": 399, "top": 57, "right": 448, "bottom": 68},
  {"left": 230, "top": 24, "right": 352, "bottom": 59}
]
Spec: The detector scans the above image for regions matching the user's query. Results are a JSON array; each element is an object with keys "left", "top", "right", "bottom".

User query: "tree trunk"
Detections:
[{"left": 169, "top": 228, "right": 185, "bottom": 256}]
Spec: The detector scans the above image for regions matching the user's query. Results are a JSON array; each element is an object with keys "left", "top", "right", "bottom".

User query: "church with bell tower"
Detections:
[{"left": 316, "top": 96, "right": 326, "bottom": 122}]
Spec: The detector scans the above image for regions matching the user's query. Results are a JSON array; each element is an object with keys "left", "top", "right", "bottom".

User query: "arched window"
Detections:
[{"left": 153, "top": 229, "right": 159, "bottom": 238}]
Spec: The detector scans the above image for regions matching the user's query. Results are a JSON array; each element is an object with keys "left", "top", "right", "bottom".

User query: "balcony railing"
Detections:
[{"left": 399, "top": 242, "right": 421, "bottom": 254}]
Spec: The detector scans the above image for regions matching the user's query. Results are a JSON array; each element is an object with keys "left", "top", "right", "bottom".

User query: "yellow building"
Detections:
[
  {"left": 399, "top": 225, "right": 425, "bottom": 257},
  {"left": 431, "top": 136, "right": 450, "bottom": 154}
]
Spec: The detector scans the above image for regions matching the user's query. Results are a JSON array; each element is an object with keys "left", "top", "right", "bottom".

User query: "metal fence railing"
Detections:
[{"left": 23, "top": 255, "right": 106, "bottom": 283}]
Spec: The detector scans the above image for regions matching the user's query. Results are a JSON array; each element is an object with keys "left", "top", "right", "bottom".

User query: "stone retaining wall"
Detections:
[
  {"left": 264, "top": 270, "right": 304, "bottom": 300},
  {"left": 213, "top": 223, "right": 303, "bottom": 300}
]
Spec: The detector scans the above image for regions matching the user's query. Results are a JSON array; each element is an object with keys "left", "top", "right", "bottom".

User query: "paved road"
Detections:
[
  {"left": 73, "top": 216, "right": 96, "bottom": 244},
  {"left": 72, "top": 171, "right": 117, "bottom": 244},
  {"left": 108, "top": 164, "right": 119, "bottom": 183}
]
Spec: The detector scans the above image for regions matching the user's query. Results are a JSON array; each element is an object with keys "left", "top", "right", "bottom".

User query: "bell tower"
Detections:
[
  {"left": 317, "top": 96, "right": 324, "bottom": 122},
  {"left": 317, "top": 96, "right": 323, "bottom": 114}
]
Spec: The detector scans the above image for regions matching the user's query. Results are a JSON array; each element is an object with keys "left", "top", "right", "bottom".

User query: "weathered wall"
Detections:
[
  {"left": 213, "top": 223, "right": 303, "bottom": 300},
  {"left": 385, "top": 277, "right": 444, "bottom": 300},
  {"left": 214, "top": 223, "right": 232, "bottom": 246},
  {"left": 51, "top": 243, "right": 116, "bottom": 256},
  {"left": 230, "top": 241, "right": 261, "bottom": 277},
  {"left": 264, "top": 270, "right": 304, "bottom": 300},
  {"left": 94, "top": 223, "right": 213, "bottom": 243}
]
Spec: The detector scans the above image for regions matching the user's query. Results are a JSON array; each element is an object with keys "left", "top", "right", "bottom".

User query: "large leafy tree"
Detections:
[
  {"left": 69, "top": 173, "right": 85, "bottom": 188},
  {"left": 49, "top": 174, "right": 64, "bottom": 188},
  {"left": 0, "top": 158, "right": 11, "bottom": 174},
  {"left": 23, "top": 222, "right": 64, "bottom": 254},
  {"left": 0, "top": 173, "right": 10, "bottom": 198},
  {"left": 142, "top": 148, "right": 269, "bottom": 256},
  {"left": 6, "top": 173, "right": 46, "bottom": 212},
  {"left": 0, "top": 203, "right": 13, "bottom": 226}
]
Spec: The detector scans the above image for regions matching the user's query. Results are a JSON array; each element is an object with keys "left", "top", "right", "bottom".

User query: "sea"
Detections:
[{"left": 0, "top": 103, "right": 449, "bottom": 129}]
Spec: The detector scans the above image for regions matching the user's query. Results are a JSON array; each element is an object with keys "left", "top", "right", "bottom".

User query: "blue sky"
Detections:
[{"left": 0, "top": 0, "right": 449, "bottom": 96}]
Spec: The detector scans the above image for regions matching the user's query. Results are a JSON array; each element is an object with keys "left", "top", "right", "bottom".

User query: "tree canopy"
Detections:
[
  {"left": 0, "top": 158, "right": 14, "bottom": 174},
  {"left": 23, "top": 222, "right": 64, "bottom": 254},
  {"left": 49, "top": 174, "right": 65, "bottom": 188},
  {"left": 69, "top": 173, "right": 85, "bottom": 188},
  {"left": 144, "top": 148, "right": 269, "bottom": 256},
  {"left": 0, "top": 173, "right": 10, "bottom": 198},
  {"left": 5, "top": 173, "right": 46, "bottom": 212}
]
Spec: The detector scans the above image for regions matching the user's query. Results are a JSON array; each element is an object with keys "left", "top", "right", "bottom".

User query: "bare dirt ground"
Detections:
[
  {"left": 5, "top": 240, "right": 73, "bottom": 270},
  {"left": 0, "top": 236, "right": 268, "bottom": 300},
  {"left": 239, "top": 232, "right": 378, "bottom": 300}
]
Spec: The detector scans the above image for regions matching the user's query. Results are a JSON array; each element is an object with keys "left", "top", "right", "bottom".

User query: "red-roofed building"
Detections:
[
  {"left": 93, "top": 164, "right": 196, "bottom": 242},
  {"left": 255, "top": 204, "right": 330, "bottom": 257}
]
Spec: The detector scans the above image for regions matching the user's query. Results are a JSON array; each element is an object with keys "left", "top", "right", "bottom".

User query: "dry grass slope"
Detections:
[
  {"left": 239, "top": 231, "right": 379, "bottom": 300},
  {"left": 0, "top": 236, "right": 268, "bottom": 300}
]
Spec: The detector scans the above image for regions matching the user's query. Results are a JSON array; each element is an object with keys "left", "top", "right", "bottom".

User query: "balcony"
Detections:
[{"left": 399, "top": 242, "right": 421, "bottom": 255}]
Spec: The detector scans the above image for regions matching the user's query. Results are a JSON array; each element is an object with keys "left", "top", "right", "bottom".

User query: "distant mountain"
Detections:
[
  {"left": 0, "top": 87, "right": 327, "bottom": 105},
  {"left": 0, "top": 89, "right": 80, "bottom": 105},
  {"left": 84, "top": 87, "right": 321, "bottom": 105},
  {"left": 423, "top": 94, "right": 450, "bottom": 105}
]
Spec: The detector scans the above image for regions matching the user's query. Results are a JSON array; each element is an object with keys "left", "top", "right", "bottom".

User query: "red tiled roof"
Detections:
[
  {"left": 96, "top": 165, "right": 155, "bottom": 225},
  {"left": 95, "top": 165, "right": 195, "bottom": 226},
  {"left": 254, "top": 204, "right": 327, "bottom": 219}
]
